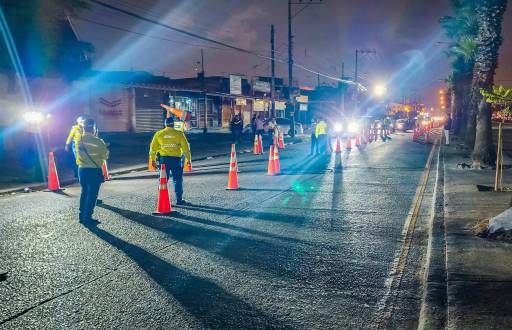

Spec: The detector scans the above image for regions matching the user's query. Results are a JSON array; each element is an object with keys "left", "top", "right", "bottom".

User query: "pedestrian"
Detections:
[
  {"left": 230, "top": 113, "right": 243, "bottom": 144},
  {"left": 444, "top": 114, "right": 452, "bottom": 145},
  {"left": 268, "top": 117, "right": 278, "bottom": 146},
  {"left": 149, "top": 117, "right": 192, "bottom": 205},
  {"left": 315, "top": 118, "right": 328, "bottom": 155},
  {"left": 76, "top": 118, "right": 109, "bottom": 223},
  {"left": 65, "top": 116, "right": 85, "bottom": 178},
  {"left": 255, "top": 114, "right": 265, "bottom": 137},
  {"left": 310, "top": 118, "right": 318, "bottom": 155}
]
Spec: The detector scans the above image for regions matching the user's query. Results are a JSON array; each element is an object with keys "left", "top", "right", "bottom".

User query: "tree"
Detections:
[
  {"left": 470, "top": 0, "right": 507, "bottom": 167},
  {"left": 0, "top": 0, "right": 93, "bottom": 81},
  {"left": 440, "top": 0, "right": 478, "bottom": 136}
]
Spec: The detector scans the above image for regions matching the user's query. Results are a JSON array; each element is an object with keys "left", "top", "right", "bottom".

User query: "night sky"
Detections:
[{"left": 74, "top": 0, "right": 512, "bottom": 107}]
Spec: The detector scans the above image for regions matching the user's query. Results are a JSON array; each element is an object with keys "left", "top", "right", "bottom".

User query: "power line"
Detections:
[
  {"left": 88, "top": 0, "right": 362, "bottom": 88},
  {"left": 76, "top": 16, "right": 227, "bottom": 50}
]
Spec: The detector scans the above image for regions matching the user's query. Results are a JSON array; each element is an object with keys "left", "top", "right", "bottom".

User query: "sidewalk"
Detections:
[
  {"left": 0, "top": 132, "right": 304, "bottom": 194},
  {"left": 442, "top": 138, "right": 512, "bottom": 329}
]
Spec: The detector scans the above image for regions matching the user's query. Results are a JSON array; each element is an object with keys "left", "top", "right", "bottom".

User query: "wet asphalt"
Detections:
[{"left": 0, "top": 133, "right": 433, "bottom": 329}]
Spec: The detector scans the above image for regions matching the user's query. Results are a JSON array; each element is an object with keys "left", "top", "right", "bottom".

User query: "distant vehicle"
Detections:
[
  {"left": 395, "top": 119, "right": 415, "bottom": 132},
  {"left": 276, "top": 117, "right": 303, "bottom": 136}
]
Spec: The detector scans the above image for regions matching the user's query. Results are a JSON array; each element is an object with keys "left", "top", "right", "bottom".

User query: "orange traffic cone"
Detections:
[
  {"left": 183, "top": 159, "right": 192, "bottom": 174},
  {"left": 258, "top": 134, "right": 264, "bottom": 154},
  {"left": 346, "top": 137, "right": 352, "bottom": 150},
  {"left": 152, "top": 164, "right": 173, "bottom": 215},
  {"left": 253, "top": 134, "right": 259, "bottom": 155},
  {"left": 46, "top": 152, "right": 62, "bottom": 191},
  {"left": 273, "top": 145, "right": 281, "bottom": 175},
  {"left": 278, "top": 131, "right": 285, "bottom": 149},
  {"left": 227, "top": 144, "right": 239, "bottom": 190},
  {"left": 273, "top": 133, "right": 278, "bottom": 146},
  {"left": 148, "top": 157, "right": 156, "bottom": 172},
  {"left": 335, "top": 136, "right": 342, "bottom": 153},
  {"left": 102, "top": 161, "right": 110, "bottom": 181},
  {"left": 355, "top": 135, "right": 361, "bottom": 147},
  {"left": 267, "top": 145, "right": 276, "bottom": 176}
]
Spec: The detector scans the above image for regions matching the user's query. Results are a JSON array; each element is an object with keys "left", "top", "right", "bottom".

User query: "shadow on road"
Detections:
[{"left": 83, "top": 222, "right": 293, "bottom": 329}]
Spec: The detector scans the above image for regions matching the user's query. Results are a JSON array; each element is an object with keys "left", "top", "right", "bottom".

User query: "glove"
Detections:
[{"left": 65, "top": 144, "right": 69, "bottom": 152}]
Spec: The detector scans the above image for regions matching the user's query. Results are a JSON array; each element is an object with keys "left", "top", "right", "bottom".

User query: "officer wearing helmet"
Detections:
[
  {"left": 65, "top": 116, "right": 86, "bottom": 177},
  {"left": 149, "top": 116, "right": 191, "bottom": 205},
  {"left": 76, "top": 118, "right": 109, "bottom": 223}
]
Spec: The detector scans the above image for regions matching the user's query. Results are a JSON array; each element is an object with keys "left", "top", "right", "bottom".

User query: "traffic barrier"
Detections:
[
  {"left": 253, "top": 135, "right": 259, "bottom": 155},
  {"left": 148, "top": 157, "right": 156, "bottom": 172},
  {"left": 227, "top": 144, "right": 239, "bottom": 190},
  {"left": 335, "top": 136, "right": 342, "bottom": 153},
  {"left": 102, "top": 161, "right": 110, "bottom": 181},
  {"left": 346, "top": 137, "right": 352, "bottom": 150},
  {"left": 152, "top": 164, "right": 173, "bottom": 215},
  {"left": 278, "top": 131, "right": 285, "bottom": 149},
  {"left": 267, "top": 145, "right": 276, "bottom": 176},
  {"left": 46, "top": 152, "right": 62, "bottom": 191},
  {"left": 183, "top": 159, "right": 192, "bottom": 173},
  {"left": 258, "top": 134, "right": 264, "bottom": 154},
  {"left": 273, "top": 145, "right": 281, "bottom": 175}
]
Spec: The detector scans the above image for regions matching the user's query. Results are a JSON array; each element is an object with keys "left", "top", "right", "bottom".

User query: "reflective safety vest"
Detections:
[
  {"left": 315, "top": 121, "right": 327, "bottom": 138},
  {"left": 65, "top": 125, "right": 82, "bottom": 145},
  {"left": 76, "top": 133, "right": 109, "bottom": 168},
  {"left": 174, "top": 121, "right": 187, "bottom": 132},
  {"left": 149, "top": 127, "right": 191, "bottom": 161}
]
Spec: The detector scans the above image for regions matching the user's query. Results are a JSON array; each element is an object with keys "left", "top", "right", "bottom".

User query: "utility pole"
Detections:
[
  {"left": 271, "top": 24, "right": 276, "bottom": 118},
  {"left": 340, "top": 62, "right": 345, "bottom": 114},
  {"left": 287, "top": 0, "right": 323, "bottom": 136},
  {"left": 201, "top": 48, "right": 207, "bottom": 134},
  {"left": 287, "top": 0, "right": 295, "bottom": 136},
  {"left": 354, "top": 49, "right": 376, "bottom": 115}
]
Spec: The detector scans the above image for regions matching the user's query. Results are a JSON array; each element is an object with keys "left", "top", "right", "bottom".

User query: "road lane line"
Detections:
[{"left": 374, "top": 142, "right": 438, "bottom": 328}]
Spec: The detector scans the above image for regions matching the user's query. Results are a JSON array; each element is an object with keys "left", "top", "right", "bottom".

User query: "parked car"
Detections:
[{"left": 276, "top": 118, "right": 303, "bottom": 136}]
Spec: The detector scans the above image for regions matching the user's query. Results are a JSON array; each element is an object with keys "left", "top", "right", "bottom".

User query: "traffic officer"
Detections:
[
  {"left": 65, "top": 116, "right": 85, "bottom": 177},
  {"left": 315, "top": 118, "right": 328, "bottom": 155},
  {"left": 149, "top": 117, "right": 191, "bottom": 205},
  {"left": 76, "top": 118, "right": 109, "bottom": 223}
]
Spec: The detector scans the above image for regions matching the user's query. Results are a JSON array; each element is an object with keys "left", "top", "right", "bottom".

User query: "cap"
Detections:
[{"left": 164, "top": 117, "right": 175, "bottom": 127}]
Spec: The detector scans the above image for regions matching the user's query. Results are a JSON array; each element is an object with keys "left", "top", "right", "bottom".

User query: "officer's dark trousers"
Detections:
[
  {"left": 78, "top": 168, "right": 103, "bottom": 220},
  {"left": 160, "top": 156, "right": 183, "bottom": 202}
]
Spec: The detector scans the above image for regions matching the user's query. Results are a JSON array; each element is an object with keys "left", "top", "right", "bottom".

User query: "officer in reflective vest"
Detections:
[
  {"left": 65, "top": 116, "right": 86, "bottom": 177},
  {"left": 150, "top": 117, "right": 191, "bottom": 205},
  {"left": 76, "top": 118, "right": 109, "bottom": 223},
  {"left": 315, "top": 119, "right": 328, "bottom": 155}
]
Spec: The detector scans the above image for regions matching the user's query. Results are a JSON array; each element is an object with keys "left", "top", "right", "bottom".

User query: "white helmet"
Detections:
[{"left": 76, "top": 116, "right": 86, "bottom": 126}]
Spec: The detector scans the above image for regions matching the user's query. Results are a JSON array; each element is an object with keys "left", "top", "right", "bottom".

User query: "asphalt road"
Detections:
[{"left": 0, "top": 133, "right": 434, "bottom": 329}]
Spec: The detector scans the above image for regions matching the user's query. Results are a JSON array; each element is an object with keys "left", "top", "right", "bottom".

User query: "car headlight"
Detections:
[
  {"left": 334, "top": 122, "right": 343, "bottom": 133},
  {"left": 348, "top": 122, "right": 360, "bottom": 133}
]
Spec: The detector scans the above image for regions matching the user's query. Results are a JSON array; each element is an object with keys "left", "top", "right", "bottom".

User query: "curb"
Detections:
[
  {"left": 0, "top": 141, "right": 303, "bottom": 196},
  {"left": 418, "top": 144, "right": 447, "bottom": 329}
]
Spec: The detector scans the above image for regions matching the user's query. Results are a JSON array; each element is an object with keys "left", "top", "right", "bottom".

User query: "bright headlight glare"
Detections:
[
  {"left": 348, "top": 122, "right": 359, "bottom": 133},
  {"left": 23, "top": 111, "right": 45, "bottom": 124},
  {"left": 334, "top": 122, "right": 343, "bottom": 132}
]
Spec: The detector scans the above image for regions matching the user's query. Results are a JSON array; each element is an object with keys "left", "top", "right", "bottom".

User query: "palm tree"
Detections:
[
  {"left": 470, "top": 0, "right": 507, "bottom": 167},
  {"left": 440, "top": 0, "right": 478, "bottom": 136}
]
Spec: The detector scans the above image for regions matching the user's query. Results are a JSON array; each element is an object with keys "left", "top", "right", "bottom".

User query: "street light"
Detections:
[
  {"left": 373, "top": 84, "right": 387, "bottom": 97},
  {"left": 23, "top": 111, "right": 46, "bottom": 125}
]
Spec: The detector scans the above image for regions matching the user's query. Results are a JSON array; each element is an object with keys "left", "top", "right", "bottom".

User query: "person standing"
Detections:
[
  {"left": 315, "top": 119, "right": 328, "bottom": 155},
  {"left": 150, "top": 117, "right": 191, "bottom": 205},
  {"left": 65, "top": 116, "right": 85, "bottom": 177},
  {"left": 310, "top": 118, "right": 318, "bottom": 155},
  {"left": 230, "top": 113, "right": 243, "bottom": 144},
  {"left": 76, "top": 118, "right": 109, "bottom": 223},
  {"left": 255, "top": 114, "right": 265, "bottom": 137},
  {"left": 267, "top": 117, "right": 278, "bottom": 146},
  {"left": 444, "top": 114, "right": 452, "bottom": 145}
]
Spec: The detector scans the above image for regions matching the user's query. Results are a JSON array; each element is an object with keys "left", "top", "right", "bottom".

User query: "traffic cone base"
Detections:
[
  {"left": 45, "top": 152, "right": 63, "bottom": 192},
  {"left": 153, "top": 164, "right": 173, "bottom": 215},
  {"left": 227, "top": 144, "right": 239, "bottom": 190}
]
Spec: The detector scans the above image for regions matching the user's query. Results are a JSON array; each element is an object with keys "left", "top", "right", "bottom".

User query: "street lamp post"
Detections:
[
  {"left": 287, "top": 0, "right": 323, "bottom": 137},
  {"left": 354, "top": 49, "right": 376, "bottom": 115}
]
